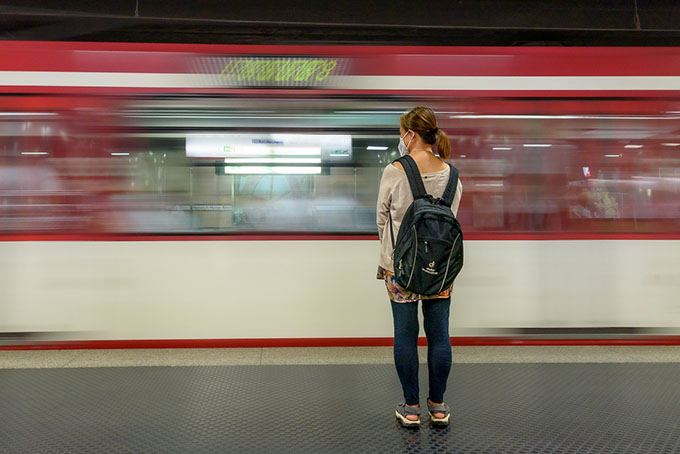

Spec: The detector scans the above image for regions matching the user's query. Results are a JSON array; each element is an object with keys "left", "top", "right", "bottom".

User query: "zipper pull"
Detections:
[
  {"left": 399, "top": 259, "right": 403, "bottom": 270},
  {"left": 424, "top": 241, "right": 428, "bottom": 254}
]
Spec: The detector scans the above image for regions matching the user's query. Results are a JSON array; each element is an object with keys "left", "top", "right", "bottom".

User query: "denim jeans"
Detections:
[{"left": 391, "top": 297, "right": 452, "bottom": 406}]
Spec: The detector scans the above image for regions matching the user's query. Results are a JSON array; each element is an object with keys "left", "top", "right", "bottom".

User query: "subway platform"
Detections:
[{"left": 1, "top": 346, "right": 679, "bottom": 453}]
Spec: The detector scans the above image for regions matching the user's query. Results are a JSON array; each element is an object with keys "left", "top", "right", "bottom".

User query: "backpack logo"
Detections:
[{"left": 422, "top": 261, "right": 438, "bottom": 275}]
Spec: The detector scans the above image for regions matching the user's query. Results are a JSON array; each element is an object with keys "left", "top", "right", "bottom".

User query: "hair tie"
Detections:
[{"left": 433, "top": 127, "right": 439, "bottom": 134}]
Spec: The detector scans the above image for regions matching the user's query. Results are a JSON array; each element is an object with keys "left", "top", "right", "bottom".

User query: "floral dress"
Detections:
[{"left": 377, "top": 265, "right": 452, "bottom": 303}]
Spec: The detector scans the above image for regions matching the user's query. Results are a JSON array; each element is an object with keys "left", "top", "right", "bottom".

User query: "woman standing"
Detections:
[{"left": 376, "top": 106, "right": 463, "bottom": 428}]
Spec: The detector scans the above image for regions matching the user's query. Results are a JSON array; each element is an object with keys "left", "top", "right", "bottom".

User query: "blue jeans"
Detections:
[{"left": 391, "top": 298, "right": 452, "bottom": 406}]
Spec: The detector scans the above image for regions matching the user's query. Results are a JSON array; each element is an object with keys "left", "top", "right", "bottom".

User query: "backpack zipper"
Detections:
[
  {"left": 406, "top": 226, "right": 418, "bottom": 288},
  {"left": 438, "top": 233, "right": 461, "bottom": 293}
]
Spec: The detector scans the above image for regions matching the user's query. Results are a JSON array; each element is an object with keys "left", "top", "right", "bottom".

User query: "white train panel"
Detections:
[{"left": 1, "top": 240, "right": 678, "bottom": 340}]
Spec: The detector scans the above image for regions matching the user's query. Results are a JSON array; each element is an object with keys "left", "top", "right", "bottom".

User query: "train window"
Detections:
[{"left": 1, "top": 96, "right": 680, "bottom": 236}]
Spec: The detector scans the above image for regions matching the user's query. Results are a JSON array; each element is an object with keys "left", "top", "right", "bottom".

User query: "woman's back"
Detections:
[
  {"left": 376, "top": 158, "right": 462, "bottom": 274},
  {"left": 393, "top": 149, "right": 448, "bottom": 174}
]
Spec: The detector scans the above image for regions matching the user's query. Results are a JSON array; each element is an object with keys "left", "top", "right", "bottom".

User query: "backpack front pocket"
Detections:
[{"left": 410, "top": 237, "right": 452, "bottom": 295}]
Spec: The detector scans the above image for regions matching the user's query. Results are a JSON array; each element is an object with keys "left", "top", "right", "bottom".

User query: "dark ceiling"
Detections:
[{"left": 2, "top": 0, "right": 680, "bottom": 46}]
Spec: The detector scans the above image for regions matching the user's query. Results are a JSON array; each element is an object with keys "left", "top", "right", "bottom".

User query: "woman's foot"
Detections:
[
  {"left": 427, "top": 399, "right": 445, "bottom": 419},
  {"left": 427, "top": 399, "right": 451, "bottom": 427},
  {"left": 405, "top": 404, "right": 419, "bottom": 421},
  {"left": 395, "top": 403, "right": 421, "bottom": 427}
]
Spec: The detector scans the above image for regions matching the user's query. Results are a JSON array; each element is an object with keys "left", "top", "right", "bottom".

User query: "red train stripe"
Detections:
[
  {"left": 2, "top": 85, "right": 680, "bottom": 97},
  {"left": 1, "top": 233, "right": 679, "bottom": 241},
  {"left": 2, "top": 336, "right": 680, "bottom": 350},
  {"left": 6, "top": 41, "right": 680, "bottom": 57},
  {"left": 0, "top": 234, "right": 379, "bottom": 242},
  {"left": 3, "top": 42, "right": 680, "bottom": 77}
]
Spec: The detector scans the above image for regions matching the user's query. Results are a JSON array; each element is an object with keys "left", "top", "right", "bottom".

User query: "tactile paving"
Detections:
[{"left": 1, "top": 362, "right": 679, "bottom": 453}]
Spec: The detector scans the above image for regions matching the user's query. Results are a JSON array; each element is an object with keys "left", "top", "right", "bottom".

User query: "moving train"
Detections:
[{"left": 1, "top": 42, "right": 679, "bottom": 346}]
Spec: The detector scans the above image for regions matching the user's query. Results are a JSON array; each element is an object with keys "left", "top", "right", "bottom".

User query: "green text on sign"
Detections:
[{"left": 219, "top": 58, "right": 338, "bottom": 83}]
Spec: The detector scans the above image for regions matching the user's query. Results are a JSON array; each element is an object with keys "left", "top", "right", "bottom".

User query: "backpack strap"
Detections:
[
  {"left": 441, "top": 163, "right": 459, "bottom": 208},
  {"left": 396, "top": 155, "right": 427, "bottom": 200}
]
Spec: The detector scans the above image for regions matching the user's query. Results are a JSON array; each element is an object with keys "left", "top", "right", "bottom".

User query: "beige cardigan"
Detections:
[{"left": 376, "top": 163, "right": 463, "bottom": 273}]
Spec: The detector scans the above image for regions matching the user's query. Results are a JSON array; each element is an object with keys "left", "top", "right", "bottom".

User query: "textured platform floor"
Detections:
[
  {"left": 3, "top": 345, "right": 680, "bottom": 368},
  {"left": 1, "top": 362, "right": 679, "bottom": 454}
]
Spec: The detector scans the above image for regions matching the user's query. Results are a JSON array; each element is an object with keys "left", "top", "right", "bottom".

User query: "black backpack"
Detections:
[{"left": 389, "top": 155, "right": 463, "bottom": 296}]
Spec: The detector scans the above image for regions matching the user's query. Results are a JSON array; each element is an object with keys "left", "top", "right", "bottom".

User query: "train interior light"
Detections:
[{"left": 222, "top": 166, "right": 322, "bottom": 175}]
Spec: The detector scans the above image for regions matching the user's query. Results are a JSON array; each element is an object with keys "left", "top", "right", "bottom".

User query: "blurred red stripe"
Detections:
[
  {"left": 3, "top": 336, "right": 680, "bottom": 350},
  {"left": 1, "top": 86, "right": 680, "bottom": 97},
  {"left": 2, "top": 233, "right": 679, "bottom": 241},
  {"left": 2, "top": 42, "right": 680, "bottom": 76}
]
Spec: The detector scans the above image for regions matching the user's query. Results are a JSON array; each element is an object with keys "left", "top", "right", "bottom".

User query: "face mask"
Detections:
[{"left": 398, "top": 131, "right": 414, "bottom": 157}]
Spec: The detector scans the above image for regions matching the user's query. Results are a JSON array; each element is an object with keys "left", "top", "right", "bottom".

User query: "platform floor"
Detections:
[{"left": 1, "top": 347, "right": 679, "bottom": 453}]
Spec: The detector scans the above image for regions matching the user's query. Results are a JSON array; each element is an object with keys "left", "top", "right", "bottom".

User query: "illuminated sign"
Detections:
[
  {"left": 186, "top": 134, "right": 352, "bottom": 174},
  {"left": 208, "top": 57, "right": 341, "bottom": 87}
]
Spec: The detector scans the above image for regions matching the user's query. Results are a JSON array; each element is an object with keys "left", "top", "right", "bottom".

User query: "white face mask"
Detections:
[{"left": 398, "top": 130, "right": 414, "bottom": 157}]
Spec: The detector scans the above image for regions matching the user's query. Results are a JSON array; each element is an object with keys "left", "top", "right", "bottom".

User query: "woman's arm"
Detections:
[
  {"left": 376, "top": 165, "right": 393, "bottom": 241},
  {"left": 452, "top": 179, "right": 463, "bottom": 217}
]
